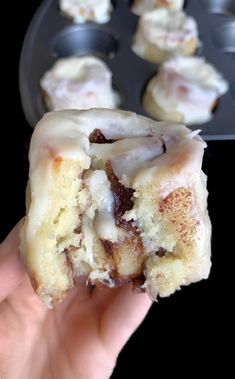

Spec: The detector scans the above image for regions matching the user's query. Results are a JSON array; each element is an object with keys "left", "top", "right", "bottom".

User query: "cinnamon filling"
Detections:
[
  {"left": 155, "top": 247, "right": 167, "bottom": 257},
  {"left": 104, "top": 160, "right": 134, "bottom": 228},
  {"left": 67, "top": 130, "right": 169, "bottom": 283},
  {"left": 89, "top": 129, "right": 114, "bottom": 144},
  {"left": 102, "top": 161, "right": 145, "bottom": 278}
]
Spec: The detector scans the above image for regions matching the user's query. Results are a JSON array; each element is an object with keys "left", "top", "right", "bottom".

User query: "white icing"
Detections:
[
  {"left": 60, "top": 0, "right": 112, "bottom": 23},
  {"left": 28, "top": 109, "right": 205, "bottom": 236},
  {"left": 40, "top": 56, "right": 117, "bottom": 111},
  {"left": 132, "top": 0, "right": 184, "bottom": 15},
  {"left": 84, "top": 170, "right": 117, "bottom": 242},
  {"left": 90, "top": 136, "right": 164, "bottom": 181},
  {"left": 133, "top": 9, "right": 199, "bottom": 53},
  {"left": 148, "top": 56, "right": 229, "bottom": 124}
]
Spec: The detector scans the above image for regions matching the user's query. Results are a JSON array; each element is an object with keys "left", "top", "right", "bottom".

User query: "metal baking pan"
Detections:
[{"left": 19, "top": 0, "right": 235, "bottom": 139}]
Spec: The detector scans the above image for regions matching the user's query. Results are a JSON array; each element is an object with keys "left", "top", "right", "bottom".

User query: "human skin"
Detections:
[{"left": 0, "top": 222, "right": 152, "bottom": 379}]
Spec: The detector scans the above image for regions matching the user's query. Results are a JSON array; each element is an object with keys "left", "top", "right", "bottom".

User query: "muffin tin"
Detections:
[{"left": 20, "top": 0, "right": 235, "bottom": 139}]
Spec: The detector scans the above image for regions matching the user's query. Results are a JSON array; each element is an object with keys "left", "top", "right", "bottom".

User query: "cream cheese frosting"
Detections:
[
  {"left": 40, "top": 56, "right": 117, "bottom": 111},
  {"left": 131, "top": 0, "right": 184, "bottom": 15},
  {"left": 144, "top": 56, "right": 229, "bottom": 124},
  {"left": 60, "top": 0, "right": 112, "bottom": 23}
]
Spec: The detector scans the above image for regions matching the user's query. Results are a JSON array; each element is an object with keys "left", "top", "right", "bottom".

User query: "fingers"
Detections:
[
  {"left": 99, "top": 284, "right": 152, "bottom": 357},
  {"left": 0, "top": 221, "right": 25, "bottom": 302}
]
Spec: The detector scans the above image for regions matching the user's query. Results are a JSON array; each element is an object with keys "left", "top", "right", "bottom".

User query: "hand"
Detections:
[{"left": 0, "top": 223, "right": 152, "bottom": 379}]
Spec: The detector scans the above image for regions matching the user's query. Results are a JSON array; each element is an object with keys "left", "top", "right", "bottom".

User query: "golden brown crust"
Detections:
[
  {"left": 142, "top": 88, "right": 184, "bottom": 122},
  {"left": 134, "top": 35, "right": 197, "bottom": 64},
  {"left": 211, "top": 98, "right": 219, "bottom": 113}
]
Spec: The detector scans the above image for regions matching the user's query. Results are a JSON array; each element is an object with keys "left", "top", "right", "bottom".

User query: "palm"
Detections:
[{"left": 0, "top": 224, "right": 152, "bottom": 379}]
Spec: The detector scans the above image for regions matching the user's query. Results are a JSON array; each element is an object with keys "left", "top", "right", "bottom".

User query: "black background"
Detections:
[{"left": 0, "top": 1, "right": 234, "bottom": 377}]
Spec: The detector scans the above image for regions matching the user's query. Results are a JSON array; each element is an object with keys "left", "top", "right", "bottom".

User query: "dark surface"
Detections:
[
  {"left": 0, "top": 1, "right": 234, "bottom": 377},
  {"left": 20, "top": 0, "right": 235, "bottom": 138}
]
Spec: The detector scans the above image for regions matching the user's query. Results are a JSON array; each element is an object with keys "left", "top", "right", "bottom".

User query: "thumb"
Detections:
[{"left": 0, "top": 221, "right": 25, "bottom": 302}]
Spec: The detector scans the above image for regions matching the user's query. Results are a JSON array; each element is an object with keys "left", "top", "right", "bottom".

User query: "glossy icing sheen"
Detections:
[
  {"left": 149, "top": 56, "right": 229, "bottom": 124},
  {"left": 60, "top": 0, "right": 112, "bottom": 23},
  {"left": 41, "top": 56, "right": 117, "bottom": 111},
  {"left": 84, "top": 170, "right": 118, "bottom": 242},
  {"left": 27, "top": 109, "right": 205, "bottom": 239}
]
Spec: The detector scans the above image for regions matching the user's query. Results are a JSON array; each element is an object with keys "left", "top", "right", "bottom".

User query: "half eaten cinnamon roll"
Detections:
[{"left": 20, "top": 109, "right": 211, "bottom": 308}]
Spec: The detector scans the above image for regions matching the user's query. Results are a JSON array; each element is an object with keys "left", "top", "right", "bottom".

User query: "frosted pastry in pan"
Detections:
[
  {"left": 131, "top": 0, "right": 184, "bottom": 15},
  {"left": 40, "top": 56, "right": 118, "bottom": 111},
  {"left": 132, "top": 9, "right": 199, "bottom": 63},
  {"left": 60, "top": 0, "right": 112, "bottom": 24},
  {"left": 143, "top": 56, "right": 229, "bottom": 124},
  {"left": 20, "top": 109, "right": 211, "bottom": 308}
]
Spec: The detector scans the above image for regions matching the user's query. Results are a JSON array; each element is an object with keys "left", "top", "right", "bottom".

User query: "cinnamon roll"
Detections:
[
  {"left": 20, "top": 109, "right": 211, "bottom": 307},
  {"left": 40, "top": 56, "right": 118, "bottom": 111},
  {"left": 132, "top": 8, "right": 199, "bottom": 63},
  {"left": 60, "top": 0, "right": 112, "bottom": 23},
  {"left": 143, "top": 56, "right": 229, "bottom": 124}
]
